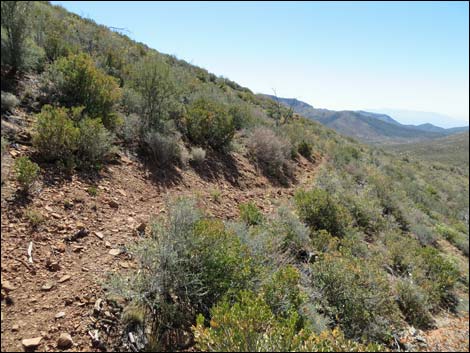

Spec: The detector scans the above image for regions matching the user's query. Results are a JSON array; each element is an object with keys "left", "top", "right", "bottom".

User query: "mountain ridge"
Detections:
[{"left": 261, "top": 94, "right": 469, "bottom": 144}]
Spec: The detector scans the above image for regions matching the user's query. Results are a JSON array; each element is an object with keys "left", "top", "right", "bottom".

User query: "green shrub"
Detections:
[
  {"left": 228, "top": 105, "right": 253, "bottom": 130},
  {"left": 76, "top": 117, "right": 113, "bottom": 168},
  {"left": 42, "top": 53, "right": 121, "bottom": 129},
  {"left": 33, "top": 105, "right": 79, "bottom": 163},
  {"left": 185, "top": 98, "right": 235, "bottom": 150},
  {"left": 107, "top": 198, "right": 254, "bottom": 348},
  {"left": 395, "top": 279, "right": 434, "bottom": 329},
  {"left": 417, "top": 247, "right": 459, "bottom": 309},
  {"left": 239, "top": 202, "right": 263, "bottom": 226},
  {"left": 1, "top": 91, "right": 20, "bottom": 112},
  {"left": 311, "top": 254, "right": 401, "bottom": 342},
  {"left": 263, "top": 265, "right": 303, "bottom": 318},
  {"left": 128, "top": 55, "right": 180, "bottom": 130},
  {"left": 193, "top": 291, "right": 384, "bottom": 352},
  {"left": 294, "top": 189, "right": 350, "bottom": 237},
  {"left": 298, "top": 140, "right": 313, "bottom": 159},
  {"left": 14, "top": 156, "right": 40, "bottom": 193},
  {"left": 246, "top": 127, "right": 293, "bottom": 181}
]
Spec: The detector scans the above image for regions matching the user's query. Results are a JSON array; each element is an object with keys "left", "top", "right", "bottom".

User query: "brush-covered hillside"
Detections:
[
  {"left": 1, "top": 2, "right": 469, "bottom": 352},
  {"left": 386, "top": 132, "right": 469, "bottom": 174}
]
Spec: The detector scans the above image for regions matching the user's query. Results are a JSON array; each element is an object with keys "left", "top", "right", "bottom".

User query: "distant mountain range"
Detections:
[{"left": 261, "top": 95, "right": 469, "bottom": 145}]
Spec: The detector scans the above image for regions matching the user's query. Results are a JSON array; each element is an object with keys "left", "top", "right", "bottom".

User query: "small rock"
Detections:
[
  {"left": 22, "top": 337, "right": 42, "bottom": 349},
  {"left": 105, "top": 241, "right": 111, "bottom": 248},
  {"left": 117, "top": 189, "right": 127, "bottom": 197},
  {"left": 93, "top": 298, "right": 103, "bottom": 315},
  {"left": 58, "top": 275, "right": 71, "bottom": 283},
  {"left": 12, "top": 324, "right": 19, "bottom": 331},
  {"left": 51, "top": 213, "right": 62, "bottom": 219},
  {"left": 66, "top": 228, "right": 89, "bottom": 242},
  {"left": 55, "top": 312, "right": 65, "bottom": 319},
  {"left": 94, "top": 231, "right": 104, "bottom": 240},
  {"left": 108, "top": 200, "right": 119, "bottom": 209},
  {"left": 109, "top": 249, "right": 121, "bottom": 256},
  {"left": 1, "top": 279, "right": 15, "bottom": 291},
  {"left": 57, "top": 332, "right": 73, "bottom": 349},
  {"left": 41, "top": 282, "right": 55, "bottom": 291}
]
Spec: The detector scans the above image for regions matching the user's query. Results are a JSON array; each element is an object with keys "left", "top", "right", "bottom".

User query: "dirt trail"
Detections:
[{"left": 1, "top": 148, "right": 323, "bottom": 352}]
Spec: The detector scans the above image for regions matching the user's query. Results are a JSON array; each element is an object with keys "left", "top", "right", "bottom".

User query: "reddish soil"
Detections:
[{"left": 1, "top": 144, "right": 322, "bottom": 352}]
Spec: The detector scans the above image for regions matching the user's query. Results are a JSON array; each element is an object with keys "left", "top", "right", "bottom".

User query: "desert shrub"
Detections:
[
  {"left": 416, "top": 247, "right": 459, "bottom": 309},
  {"left": 142, "top": 130, "right": 183, "bottom": 167},
  {"left": 239, "top": 202, "right": 264, "bottom": 226},
  {"left": 119, "top": 113, "right": 142, "bottom": 144},
  {"left": 185, "top": 98, "right": 235, "bottom": 150},
  {"left": 1, "top": 1, "right": 32, "bottom": 71},
  {"left": 294, "top": 189, "right": 350, "bottom": 237},
  {"left": 14, "top": 156, "right": 40, "bottom": 193},
  {"left": 263, "top": 265, "right": 303, "bottom": 318},
  {"left": 189, "top": 147, "right": 206, "bottom": 164},
  {"left": 24, "top": 207, "right": 45, "bottom": 228},
  {"left": 298, "top": 140, "right": 313, "bottom": 159},
  {"left": 333, "top": 145, "right": 361, "bottom": 167},
  {"left": 270, "top": 206, "right": 311, "bottom": 256},
  {"left": 385, "top": 234, "right": 460, "bottom": 311},
  {"left": 42, "top": 53, "right": 121, "bottom": 129},
  {"left": 127, "top": 55, "right": 181, "bottom": 130},
  {"left": 454, "top": 237, "right": 469, "bottom": 257},
  {"left": 228, "top": 105, "right": 253, "bottom": 130},
  {"left": 33, "top": 105, "right": 79, "bottom": 163},
  {"left": 412, "top": 224, "right": 437, "bottom": 246},
  {"left": 121, "top": 86, "right": 143, "bottom": 115},
  {"left": 76, "top": 117, "right": 113, "bottom": 168},
  {"left": 395, "top": 279, "right": 434, "bottom": 329},
  {"left": 193, "top": 291, "right": 383, "bottom": 352},
  {"left": 436, "top": 224, "right": 460, "bottom": 242},
  {"left": 246, "top": 127, "right": 292, "bottom": 181},
  {"left": 1, "top": 91, "right": 20, "bottom": 112},
  {"left": 311, "top": 254, "right": 401, "bottom": 342},
  {"left": 107, "top": 198, "right": 254, "bottom": 348}
]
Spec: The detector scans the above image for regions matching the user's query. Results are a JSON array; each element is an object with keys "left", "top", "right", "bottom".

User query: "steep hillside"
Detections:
[
  {"left": 1, "top": 2, "right": 469, "bottom": 352},
  {"left": 263, "top": 94, "right": 469, "bottom": 144}
]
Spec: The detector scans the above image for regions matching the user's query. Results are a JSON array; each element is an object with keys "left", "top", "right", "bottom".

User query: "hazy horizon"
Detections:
[{"left": 52, "top": 1, "right": 469, "bottom": 126}]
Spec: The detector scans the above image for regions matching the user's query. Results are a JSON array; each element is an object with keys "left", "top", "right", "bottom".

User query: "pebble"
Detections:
[
  {"left": 22, "top": 336, "right": 42, "bottom": 349},
  {"left": 55, "top": 312, "right": 65, "bottom": 319},
  {"left": 58, "top": 275, "right": 71, "bottom": 283},
  {"left": 108, "top": 200, "right": 119, "bottom": 209},
  {"left": 57, "top": 332, "right": 73, "bottom": 349},
  {"left": 41, "top": 282, "right": 55, "bottom": 291},
  {"left": 94, "top": 231, "right": 104, "bottom": 240},
  {"left": 109, "top": 249, "right": 121, "bottom": 256}
]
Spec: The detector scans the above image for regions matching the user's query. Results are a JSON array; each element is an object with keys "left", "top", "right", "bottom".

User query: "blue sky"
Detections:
[{"left": 52, "top": 1, "right": 469, "bottom": 127}]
